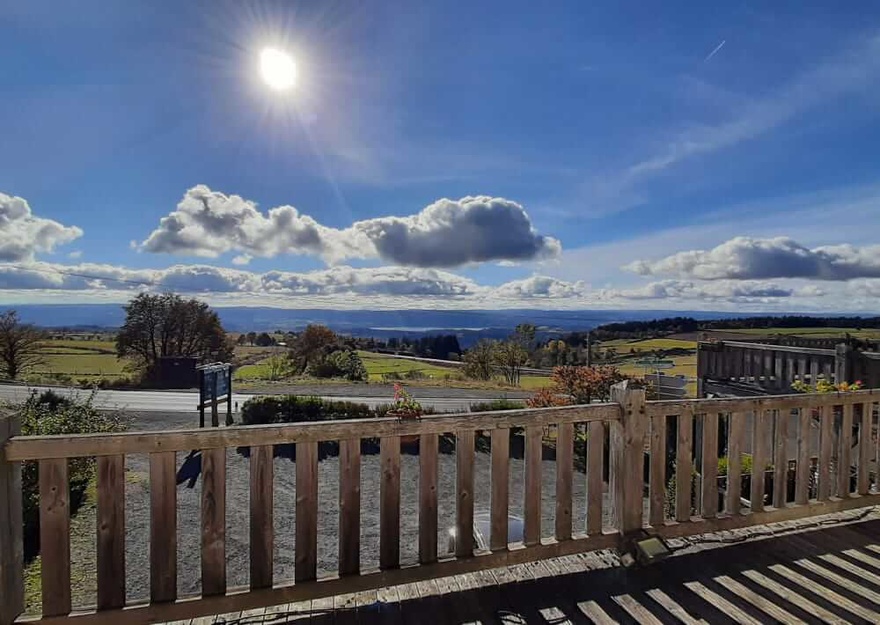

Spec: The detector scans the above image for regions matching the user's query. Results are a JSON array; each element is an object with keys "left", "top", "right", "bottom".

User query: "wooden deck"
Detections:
[{"left": 178, "top": 512, "right": 880, "bottom": 624}]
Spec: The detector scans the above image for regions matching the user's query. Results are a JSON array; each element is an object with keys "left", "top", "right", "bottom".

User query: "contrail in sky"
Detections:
[{"left": 703, "top": 39, "right": 726, "bottom": 63}]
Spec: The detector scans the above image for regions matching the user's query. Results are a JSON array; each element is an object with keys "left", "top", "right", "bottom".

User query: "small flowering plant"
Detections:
[
  {"left": 389, "top": 383, "right": 423, "bottom": 420},
  {"left": 791, "top": 379, "right": 863, "bottom": 393}
]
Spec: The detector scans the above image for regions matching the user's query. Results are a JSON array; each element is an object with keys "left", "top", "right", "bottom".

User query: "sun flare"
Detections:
[{"left": 259, "top": 47, "right": 297, "bottom": 91}]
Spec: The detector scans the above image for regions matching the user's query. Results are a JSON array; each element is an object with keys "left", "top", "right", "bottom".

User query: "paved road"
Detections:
[{"left": 0, "top": 384, "right": 516, "bottom": 413}]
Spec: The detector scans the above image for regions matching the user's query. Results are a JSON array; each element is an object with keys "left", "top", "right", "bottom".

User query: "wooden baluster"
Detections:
[
  {"left": 701, "top": 413, "right": 719, "bottom": 518},
  {"left": 586, "top": 421, "right": 604, "bottom": 535},
  {"left": 40, "top": 458, "right": 70, "bottom": 617},
  {"left": 250, "top": 445, "right": 274, "bottom": 589},
  {"left": 797, "top": 356, "right": 808, "bottom": 384},
  {"left": 810, "top": 359, "right": 819, "bottom": 386},
  {"left": 823, "top": 361, "right": 833, "bottom": 384},
  {"left": 774, "top": 352, "right": 784, "bottom": 389},
  {"left": 0, "top": 412, "right": 23, "bottom": 625},
  {"left": 295, "top": 441, "right": 318, "bottom": 581},
  {"left": 818, "top": 405, "right": 833, "bottom": 501},
  {"left": 96, "top": 455, "right": 125, "bottom": 610},
  {"left": 456, "top": 430, "right": 475, "bottom": 557},
  {"left": 675, "top": 408, "right": 694, "bottom": 522},
  {"left": 839, "top": 403, "right": 853, "bottom": 497},
  {"left": 795, "top": 408, "right": 811, "bottom": 505},
  {"left": 201, "top": 447, "right": 226, "bottom": 596},
  {"left": 649, "top": 415, "right": 667, "bottom": 526},
  {"left": 726, "top": 412, "right": 745, "bottom": 514},
  {"left": 490, "top": 428, "right": 509, "bottom": 551},
  {"left": 858, "top": 402, "right": 872, "bottom": 495},
  {"left": 379, "top": 437, "right": 400, "bottom": 570},
  {"left": 772, "top": 410, "right": 789, "bottom": 508},
  {"left": 523, "top": 426, "right": 542, "bottom": 546},
  {"left": 149, "top": 452, "right": 176, "bottom": 603},
  {"left": 338, "top": 438, "right": 361, "bottom": 576},
  {"left": 419, "top": 433, "right": 439, "bottom": 563},
  {"left": 751, "top": 410, "right": 769, "bottom": 512},
  {"left": 555, "top": 422, "right": 574, "bottom": 541}
]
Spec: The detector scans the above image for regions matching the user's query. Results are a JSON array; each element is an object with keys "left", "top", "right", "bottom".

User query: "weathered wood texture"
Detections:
[
  {"left": 338, "top": 438, "right": 361, "bottom": 576},
  {"left": 523, "top": 426, "right": 542, "bottom": 546},
  {"left": 490, "top": 428, "right": 510, "bottom": 551},
  {"left": 201, "top": 447, "right": 226, "bottom": 596},
  {"left": 419, "top": 433, "right": 439, "bottom": 563},
  {"left": 249, "top": 445, "right": 274, "bottom": 589},
  {"left": 555, "top": 422, "right": 574, "bottom": 541},
  {"left": 456, "top": 430, "right": 475, "bottom": 556},
  {"left": 40, "top": 458, "right": 71, "bottom": 617},
  {"left": 379, "top": 436, "right": 401, "bottom": 570},
  {"left": 149, "top": 452, "right": 176, "bottom": 603},
  {"left": 96, "top": 455, "right": 125, "bottom": 610},
  {"left": 295, "top": 441, "right": 319, "bottom": 582},
  {"left": 0, "top": 411, "right": 23, "bottom": 625}
]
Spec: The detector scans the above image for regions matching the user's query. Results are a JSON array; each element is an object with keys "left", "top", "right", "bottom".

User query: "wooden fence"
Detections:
[
  {"left": 2, "top": 386, "right": 880, "bottom": 624},
  {"left": 698, "top": 340, "right": 880, "bottom": 396}
]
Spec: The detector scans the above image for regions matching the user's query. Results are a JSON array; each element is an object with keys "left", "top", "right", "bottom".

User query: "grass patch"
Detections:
[
  {"left": 358, "top": 351, "right": 454, "bottom": 381},
  {"left": 618, "top": 354, "right": 697, "bottom": 379},
  {"left": 600, "top": 337, "right": 697, "bottom": 350},
  {"left": 33, "top": 353, "right": 126, "bottom": 378}
]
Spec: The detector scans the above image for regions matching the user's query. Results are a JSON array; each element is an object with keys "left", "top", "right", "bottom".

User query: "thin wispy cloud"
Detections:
[{"left": 703, "top": 40, "right": 726, "bottom": 63}]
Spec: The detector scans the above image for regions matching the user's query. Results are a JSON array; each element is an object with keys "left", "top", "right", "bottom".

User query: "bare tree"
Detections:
[
  {"left": 462, "top": 339, "right": 496, "bottom": 381},
  {"left": 0, "top": 310, "right": 45, "bottom": 380}
]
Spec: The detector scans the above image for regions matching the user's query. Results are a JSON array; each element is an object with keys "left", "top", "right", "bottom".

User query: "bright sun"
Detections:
[{"left": 259, "top": 47, "right": 297, "bottom": 91}]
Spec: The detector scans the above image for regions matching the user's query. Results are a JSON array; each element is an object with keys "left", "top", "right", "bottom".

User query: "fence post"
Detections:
[
  {"left": 696, "top": 343, "right": 707, "bottom": 398},
  {"left": 609, "top": 381, "right": 647, "bottom": 537},
  {"left": 835, "top": 343, "right": 853, "bottom": 384},
  {"left": 0, "top": 409, "right": 24, "bottom": 625}
]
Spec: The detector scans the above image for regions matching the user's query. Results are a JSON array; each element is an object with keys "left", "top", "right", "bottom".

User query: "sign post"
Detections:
[{"left": 197, "top": 363, "right": 233, "bottom": 428}]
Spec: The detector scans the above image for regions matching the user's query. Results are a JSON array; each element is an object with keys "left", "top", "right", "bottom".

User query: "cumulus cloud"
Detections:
[
  {"left": 492, "top": 275, "right": 586, "bottom": 299},
  {"left": 0, "top": 192, "right": 82, "bottom": 261},
  {"left": 350, "top": 196, "right": 561, "bottom": 267},
  {"left": 139, "top": 186, "right": 560, "bottom": 268},
  {"left": 625, "top": 236, "right": 880, "bottom": 281}
]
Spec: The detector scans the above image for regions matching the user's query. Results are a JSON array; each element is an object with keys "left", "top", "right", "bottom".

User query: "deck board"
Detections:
[{"left": 154, "top": 514, "right": 880, "bottom": 625}]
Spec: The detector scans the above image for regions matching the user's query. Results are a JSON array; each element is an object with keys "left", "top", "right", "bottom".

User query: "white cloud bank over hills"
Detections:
[
  {"left": 626, "top": 236, "right": 880, "bottom": 281},
  {"left": 0, "top": 260, "right": 865, "bottom": 311},
  {"left": 0, "top": 193, "right": 82, "bottom": 262},
  {"left": 139, "top": 185, "right": 561, "bottom": 268}
]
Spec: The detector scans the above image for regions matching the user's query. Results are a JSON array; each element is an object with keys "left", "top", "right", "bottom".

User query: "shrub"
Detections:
[
  {"left": 15, "top": 390, "right": 127, "bottom": 559},
  {"left": 240, "top": 395, "right": 377, "bottom": 425},
  {"left": 469, "top": 399, "right": 525, "bottom": 412},
  {"left": 307, "top": 349, "right": 367, "bottom": 381}
]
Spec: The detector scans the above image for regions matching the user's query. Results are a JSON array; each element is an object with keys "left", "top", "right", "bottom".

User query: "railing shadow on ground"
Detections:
[{"left": 222, "top": 518, "right": 880, "bottom": 625}]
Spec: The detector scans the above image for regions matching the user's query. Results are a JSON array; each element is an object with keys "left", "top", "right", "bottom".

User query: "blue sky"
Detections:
[{"left": 2, "top": 0, "right": 880, "bottom": 311}]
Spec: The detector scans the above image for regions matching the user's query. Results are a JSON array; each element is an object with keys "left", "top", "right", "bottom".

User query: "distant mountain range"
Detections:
[{"left": 3, "top": 304, "right": 754, "bottom": 346}]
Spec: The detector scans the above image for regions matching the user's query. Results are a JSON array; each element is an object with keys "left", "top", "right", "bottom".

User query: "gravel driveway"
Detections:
[{"left": 80, "top": 412, "right": 613, "bottom": 605}]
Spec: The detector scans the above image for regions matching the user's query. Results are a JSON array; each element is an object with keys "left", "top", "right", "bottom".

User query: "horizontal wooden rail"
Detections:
[
  {"left": 647, "top": 389, "right": 878, "bottom": 417},
  {"left": 5, "top": 403, "right": 620, "bottom": 461}
]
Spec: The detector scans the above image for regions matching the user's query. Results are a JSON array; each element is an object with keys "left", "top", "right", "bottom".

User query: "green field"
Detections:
[
  {"left": 358, "top": 351, "right": 454, "bottom": 381},
  {"left": 33, "top": 353, "right": 126, "bottom": 379},
  {"left": 602, "top": 337, "right": 697, "bottom": 351}
]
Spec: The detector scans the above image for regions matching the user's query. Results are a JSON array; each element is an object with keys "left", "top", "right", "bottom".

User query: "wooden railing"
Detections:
[{"left": 2, "top": 386, "right": 880, "bottom": 624}]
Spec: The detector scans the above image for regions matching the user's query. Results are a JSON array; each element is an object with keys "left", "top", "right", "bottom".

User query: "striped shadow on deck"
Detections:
[{"left": 177, "top": 514, "right": 880, "bottom": 624}]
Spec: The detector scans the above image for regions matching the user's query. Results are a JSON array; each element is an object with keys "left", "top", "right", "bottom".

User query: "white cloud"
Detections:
[
  {"left": 0, "top": 260, "right": 860, "bottom": 312},
  {"left": 231, "top": 254, "right": 252, "bottom": 266},
  {"left": 0, "top": 192, "right": 82, "bottom": 261},
  {"left": 625, "top": 236, "right": 880, "bottom": 281},
  {"left": 67, "top": 250, "right": 83, "bottom": 259},
  {"left": 602, "top": 279, "right": 806, "bottom": 301},
  {"left": 140, "top": 186, "right": 560, "bottom": 268},
  {"left": 492, "top": 275, "right": 586, "bottom": 299}
]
